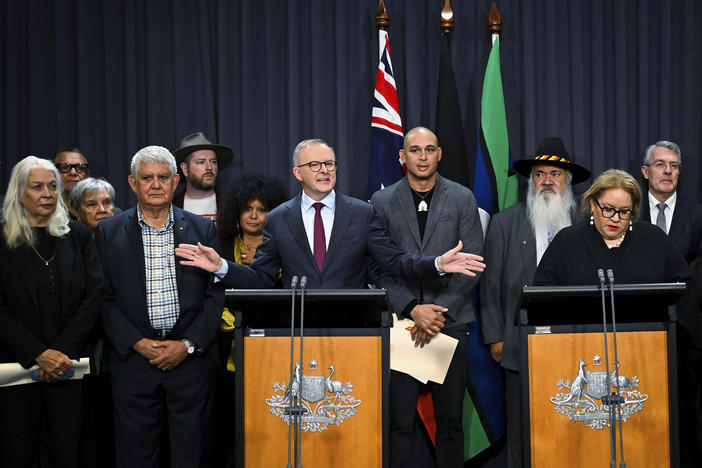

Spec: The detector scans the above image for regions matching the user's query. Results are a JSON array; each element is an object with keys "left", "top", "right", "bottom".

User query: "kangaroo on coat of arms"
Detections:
[
  {"left": 549, "top": 356, "right": 648, "bottom": 430},
  {"left": 266, "top": 359, "right": 361, "bottom": 432}
]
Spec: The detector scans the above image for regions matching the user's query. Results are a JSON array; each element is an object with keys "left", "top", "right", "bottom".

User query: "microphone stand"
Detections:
[
  {"left": 597, "top": 269, "right": 617, "bottom": 468},
  {"left": 607, "top": 269, "right": 626, "bottom": 468},
  {"left": 295, "top": 276, "right": 308, "bottom": 468},
  {"left": 285, "top": 276, "right": 298, "bottom": 468}
]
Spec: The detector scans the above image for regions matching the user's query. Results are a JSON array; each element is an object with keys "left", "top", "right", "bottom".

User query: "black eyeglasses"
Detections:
[
  {"left": 594, "top": 200, "right": 633, "bottom": 220},
  {"left": 56, "top": 163, "right": 89, "bottom": 174},
  {"left": 297, "top": 160, "right": 338, "bottom": 172}
]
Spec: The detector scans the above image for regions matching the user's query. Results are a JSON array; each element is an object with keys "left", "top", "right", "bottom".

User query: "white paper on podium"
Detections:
[
  {"left": 390, "top": 314, "right": 458, "bottom": 384},
  {"left": 0, "top": 358, "right": 91, "bottom": 387}
]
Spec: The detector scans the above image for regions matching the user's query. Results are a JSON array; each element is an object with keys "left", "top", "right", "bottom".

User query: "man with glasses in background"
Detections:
[
  {"left": 640, "top": 140, "right": 702, "bottom": 465},
  {"left": 55, "top": 147, "right": 90, "bottom": 218}
]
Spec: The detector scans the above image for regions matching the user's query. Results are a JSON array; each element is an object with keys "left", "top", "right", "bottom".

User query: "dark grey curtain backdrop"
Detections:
[{"left": 2, "top": 0, "right": 701, "bottom": 208}]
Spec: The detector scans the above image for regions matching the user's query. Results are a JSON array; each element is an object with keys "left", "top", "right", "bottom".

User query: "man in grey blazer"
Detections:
[
  {"left": 370, "top": 127, "right": 483, "bottom": 468},
  {"left": 480, "top": 137, "right": 590, "bottom": 467}
]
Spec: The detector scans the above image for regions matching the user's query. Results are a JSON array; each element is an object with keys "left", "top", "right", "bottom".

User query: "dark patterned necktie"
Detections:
[{"left": 313, "top": 202, "right": 326, "bottom": 271}]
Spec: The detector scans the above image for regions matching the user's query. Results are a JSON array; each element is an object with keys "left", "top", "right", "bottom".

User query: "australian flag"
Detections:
[{"left": 367, "top": 29, "right": 404, "bottom": 200}]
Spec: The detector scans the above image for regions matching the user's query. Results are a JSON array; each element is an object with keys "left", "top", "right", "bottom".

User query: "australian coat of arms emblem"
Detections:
[
  {"left": 266, "top": 359, "right": 361, "bottom": 432},
  {"left": 549, "top": 356, "right": 648, "bottom": 430}
]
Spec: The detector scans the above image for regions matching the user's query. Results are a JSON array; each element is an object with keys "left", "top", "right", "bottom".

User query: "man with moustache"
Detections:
[
  {"left": 55, "top": 147, "right": 90, "bottom": 218},
  {"left": 95, "top": 146, "right": 224, "bottom": 467},
  {"left": 173, "top": 132, "right": 234, "bottom": 222},
  {"left": 480, "top": 137, "right": 590, "bottom": 467},
  {"left": 370, "top": 127, "right": 483, "bottom": 467}
]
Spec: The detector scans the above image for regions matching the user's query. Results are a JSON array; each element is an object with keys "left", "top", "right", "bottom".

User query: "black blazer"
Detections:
[
  {"left": 221, "top": 192, "right": 437, "bottom": 289},
  {"left": 641, "top": 195, "right": 702, "bottom": 266},
  {"left": 95, "top": 206, "right": 225, "bottom": 373},
  {"left": 0, "top": 221, "right": 103, "bottom": 368}
]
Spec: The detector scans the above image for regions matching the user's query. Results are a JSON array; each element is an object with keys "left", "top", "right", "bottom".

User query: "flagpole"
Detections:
[
  {"left": 488, "top": 2, "right": 502, "bottom": 45},
  {"left": 440, "top": 0, "right": 454, "bottom": 33},
  {"left": 376, "top": 0, "right": 388, "bottom": 30}
]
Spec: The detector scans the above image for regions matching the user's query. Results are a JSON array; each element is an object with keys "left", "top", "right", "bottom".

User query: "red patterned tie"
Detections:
[{"left": 313, "top": 202, "right": 326, "bottom": 271}]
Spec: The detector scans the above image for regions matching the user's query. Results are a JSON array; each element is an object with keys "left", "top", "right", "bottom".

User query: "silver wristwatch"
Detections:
[{"left": 182, "top": 338, "right": 195, "bottom": 354}]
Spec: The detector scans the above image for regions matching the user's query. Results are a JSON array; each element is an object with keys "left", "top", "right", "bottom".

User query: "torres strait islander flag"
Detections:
[{"left": 367, "top": 29, "right": 405, "bottom": 200}]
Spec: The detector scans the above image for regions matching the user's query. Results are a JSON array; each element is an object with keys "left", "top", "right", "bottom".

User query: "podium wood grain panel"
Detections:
[
  {"left": 243, "top": 336, "right": 382, "bottom": 468},
  {"left": 527, "top": 330, "right": 669, "bottom": 468}
]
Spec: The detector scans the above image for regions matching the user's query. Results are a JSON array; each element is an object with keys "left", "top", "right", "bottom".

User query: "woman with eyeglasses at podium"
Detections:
[{"left": 533, "top": 168, "right": 701, "bottom": 466}]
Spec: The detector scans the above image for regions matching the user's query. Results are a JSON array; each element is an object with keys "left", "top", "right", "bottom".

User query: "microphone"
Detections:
[
  {"left": 299, "top": 276, "right": 307, "bottom": 289},
  {"left": 597, "top": 269, "right": 606, "bottom": 287},
  {"left": 286, "top": 275, "right": 299, "bottom": 468},
  {"left": 296, "top": 275, "right": 308, "bottom": 468},
  {"left": 605, "top": 268, "right": 626, "bottom": 467}
]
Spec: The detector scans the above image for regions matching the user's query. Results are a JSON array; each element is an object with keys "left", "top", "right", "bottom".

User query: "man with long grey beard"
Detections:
[{"left": 479, "top": 137, "right": 590, "bottom": 467}]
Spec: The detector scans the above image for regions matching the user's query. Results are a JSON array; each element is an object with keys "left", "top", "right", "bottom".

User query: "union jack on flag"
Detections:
[{"left": 367, "top": 29, "right": 404, "bottom": 200}]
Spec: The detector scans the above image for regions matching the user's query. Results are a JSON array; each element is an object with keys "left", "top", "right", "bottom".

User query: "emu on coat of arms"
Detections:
[
  {"left": 549, "top": 356, "right": 648, "bottom": 430},
  {"left": 266, "top": 360, "right": 361, "bottom": 432}
]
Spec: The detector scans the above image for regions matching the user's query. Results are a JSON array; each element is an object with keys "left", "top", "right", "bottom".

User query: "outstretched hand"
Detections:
[
  {"left": 175, "top": 243, "right": 223, "bottom": 273},
  {"left": 437, "top": 241, "right": 485, "bottom": 277}
]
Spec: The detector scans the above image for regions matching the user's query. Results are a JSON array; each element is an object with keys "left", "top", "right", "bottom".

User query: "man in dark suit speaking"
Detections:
[
  {"left": 176, "top": 139, "right": 485, "bottom": 288},
  {"left": 95, "top": 145, "right": 224, "bottom": 468}
]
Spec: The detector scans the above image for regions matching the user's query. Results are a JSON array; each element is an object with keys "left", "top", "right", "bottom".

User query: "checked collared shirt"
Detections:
[{"left": 137, "top": 205, "right": 180, "bottom": 331}]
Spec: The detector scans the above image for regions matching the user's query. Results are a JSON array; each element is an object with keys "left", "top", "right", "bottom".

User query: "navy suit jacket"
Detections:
[
  {"left": 641, "top": 195, "right": 702, "bottom": 267},
  {"left": 222, "top": 192, "right": 437, "bottom": 289},
  {"left": 641, "top": 194, "right": 702, "bottom": 311},
  {"left": 95, "top": 206, "right": 225, "bottom": 373}
]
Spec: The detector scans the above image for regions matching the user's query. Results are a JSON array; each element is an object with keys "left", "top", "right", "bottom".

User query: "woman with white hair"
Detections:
[
  {"left": 69, "top": 177, "right": 117, "bottom": 231},
  {"left": 0, "top": 156, "right": 103, "bottom": 467}
]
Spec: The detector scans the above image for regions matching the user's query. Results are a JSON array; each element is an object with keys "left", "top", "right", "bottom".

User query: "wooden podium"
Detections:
[
  {"left": 518, "top": 283, "right": 685, "bottom": 468},
  {"left": 227, "top": 289, "right": 390, "bottom": 468}
]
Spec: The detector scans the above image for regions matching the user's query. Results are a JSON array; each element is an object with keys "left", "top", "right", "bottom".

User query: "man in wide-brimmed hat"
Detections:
[
  {"left": 172, "top": 132, "right": 233, "bottom": 221},
  {"left": 479, "top": 136, "right": 590, "bottom": 468}
]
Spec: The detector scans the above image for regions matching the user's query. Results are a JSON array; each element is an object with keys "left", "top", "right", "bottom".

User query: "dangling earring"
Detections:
[
  {"left": 629, "top": 222, "right": 633, "bottom": 232},
  {"left": 590, "top": 215, "right": 594, "bottom": 226}
]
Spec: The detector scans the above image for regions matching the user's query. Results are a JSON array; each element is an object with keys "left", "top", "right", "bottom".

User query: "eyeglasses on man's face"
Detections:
[
  {"left": 55, "top": 163, "right": 89, "bottom": 174},
  {"left": 297, "top": 160, "right": 338, "bottom": 172},
  {"left": 645, "top": 160, "right": 680, "bottom": 171},
  {"left": 594, "top": 200, "right": 633, "bottom": 220}
]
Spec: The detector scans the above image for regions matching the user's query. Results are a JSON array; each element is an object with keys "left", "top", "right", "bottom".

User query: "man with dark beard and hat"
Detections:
[
  {"left": 173, "top": 132, "right": 234, "bottom": 222},
  {"left": 479, "top": 137, "right": 590, "bottom": 467}
]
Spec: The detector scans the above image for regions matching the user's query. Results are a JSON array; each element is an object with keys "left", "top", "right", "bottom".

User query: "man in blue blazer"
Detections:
[
  {"left": 95, "top": 146, "right": 224, "bottom": 468},
  {"left": 176, "top": 139, "right": 486, "bottom": 288}
]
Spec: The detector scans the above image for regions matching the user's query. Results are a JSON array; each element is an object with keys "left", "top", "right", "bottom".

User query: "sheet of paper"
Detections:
[
  {"left": 0, "top": 358, "right": 91, "bottom": 387},
  {"left": 390, "top": 314, "right": 458, "bottom": 384}
]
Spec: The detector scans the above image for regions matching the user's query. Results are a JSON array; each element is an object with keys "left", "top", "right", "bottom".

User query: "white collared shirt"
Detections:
[
  {"left": 300, "top": 190, "right": 335, "bottom": 252},
  {"left": 648, "top": 191, "right": 676, "bottom": 234}
]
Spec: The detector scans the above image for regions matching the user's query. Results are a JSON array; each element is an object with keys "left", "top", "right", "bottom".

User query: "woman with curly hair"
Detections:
[
  {"left": 213, "top": 174, "right": 287, "bottom": 467},
  {"left": 217, "top": 174, "right": 288, "bottom": 265}
]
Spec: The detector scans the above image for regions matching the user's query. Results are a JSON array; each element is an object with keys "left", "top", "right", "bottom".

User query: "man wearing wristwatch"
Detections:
[{"left": 96, "top": 145, "right": 224, "bottom": 468}]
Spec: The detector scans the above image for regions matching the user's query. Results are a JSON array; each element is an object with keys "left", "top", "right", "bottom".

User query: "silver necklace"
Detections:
[{"left": 411, "top": 188, "right": 431, "bottom": 212}]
